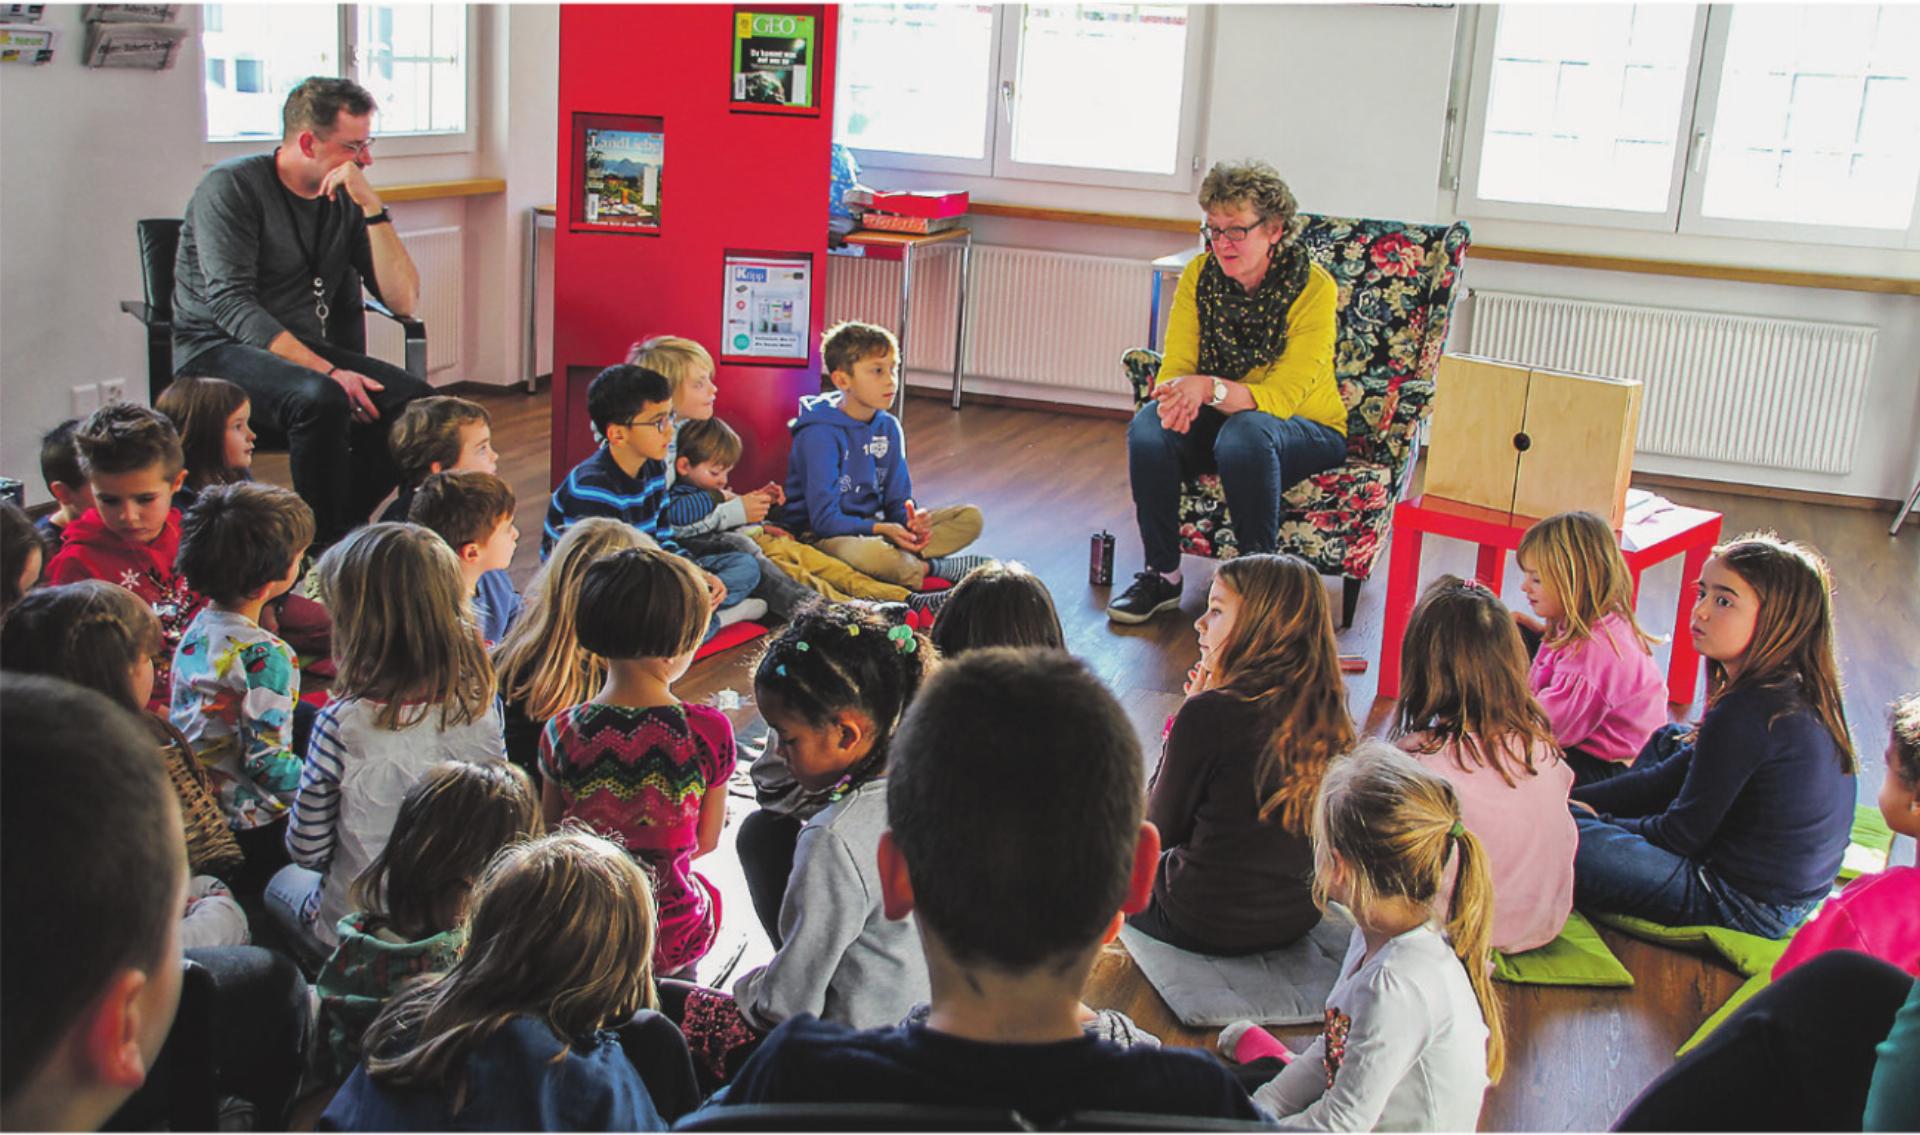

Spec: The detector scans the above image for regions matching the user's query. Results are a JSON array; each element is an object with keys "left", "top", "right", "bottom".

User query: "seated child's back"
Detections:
[
  {"left": 716, "top": 649, "right": 1262, "bottom": 1125},
  {"left": 1395, "top": 575, "right": 1575, "bottom": 953}
]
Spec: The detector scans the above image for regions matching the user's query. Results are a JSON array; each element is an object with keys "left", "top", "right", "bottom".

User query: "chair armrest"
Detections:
[
  {"left": 1386, "top": 377, "right": 1435, "bottom": 433},
  {"left": 121, "top": 299, "right": 158, "bottom": 325},
  {"left": 362, "top": 295, "right": 424, "bottom": 335}
]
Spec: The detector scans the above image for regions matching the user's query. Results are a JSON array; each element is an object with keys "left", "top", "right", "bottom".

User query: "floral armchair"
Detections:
[{"left": 1127, "top": 214, "right": 1471, "bottom": 627}]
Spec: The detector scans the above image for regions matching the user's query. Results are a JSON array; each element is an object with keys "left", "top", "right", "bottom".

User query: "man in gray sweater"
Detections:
[{"left": 172, "top": 77, "right": 431, "bottom": 546}]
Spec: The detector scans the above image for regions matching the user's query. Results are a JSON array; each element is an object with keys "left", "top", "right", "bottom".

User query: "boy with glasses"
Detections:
[{"left": 543, "top": 364, "right": 763, "bottom": 637}]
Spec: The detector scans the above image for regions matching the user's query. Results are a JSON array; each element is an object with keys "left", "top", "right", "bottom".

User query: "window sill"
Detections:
[
  {"left": 376, "top": 178, "right": 506, "bottom": 203},
  {"left": 967, "top": 201, "right": 1919, "bottom": 296}
]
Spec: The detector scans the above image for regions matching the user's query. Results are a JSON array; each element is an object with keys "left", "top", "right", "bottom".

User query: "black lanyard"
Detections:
[{"left": 272, "top": 154, "right": 334, "bottom": 325}]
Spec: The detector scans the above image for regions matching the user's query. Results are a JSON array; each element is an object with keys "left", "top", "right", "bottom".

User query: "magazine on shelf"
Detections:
[
  {"left": 577, "top": 117, "right": 665, "bottom": 232},
  {"left": 731, "top": 10, "right": 816, "bottom": 110},
  {"left": 858, "top": 212, "right": 963, "bottom": 236}
]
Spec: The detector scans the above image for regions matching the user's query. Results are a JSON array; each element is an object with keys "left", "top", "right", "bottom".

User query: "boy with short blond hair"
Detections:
[
  {"left": 783, "top": 321, "right": 986, "bottom": 590},
  {"left": 35, "top": 418, "right": 94, "bottom": 553},
  {"left": 408, "top": 470, "right": 523, "bottom": 645},
  {"left": 712, "top": 650, "right": 1261, "bottom": 1122},
  {"left": 173, "top": 481, "right": 315, "bottom": 859},
  {"left": 379, "top": 395, "right": 497, "bottom": 524},
  {"left": 46, "top": 402, "right": 206, "bottom": 712}
]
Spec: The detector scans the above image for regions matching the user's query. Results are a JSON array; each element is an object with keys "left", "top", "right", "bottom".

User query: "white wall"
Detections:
[{"left": 0, "top": 4, "right": 559, "bottom": 507}]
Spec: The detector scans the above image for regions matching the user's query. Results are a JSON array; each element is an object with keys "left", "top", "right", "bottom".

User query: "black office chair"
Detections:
[
  {"left": 122, "top": 217, "right": 428, "bottom": 407},
  {"left": 1055, "top": 1111, "right": 1278, "bottom": 1132}
]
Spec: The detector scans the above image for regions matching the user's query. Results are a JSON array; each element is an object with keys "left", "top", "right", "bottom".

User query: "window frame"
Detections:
[
  {"left": 199, "top": 3, "right": 477, "bottom": 163},
  {"left": 840, "top": 3, "right": 1210, "bottom": 195},
  {"left": 1453, "top": 4, "right": 1710, "bottom": 234},
  {"left": 1450, "top": 4, "right": 1920, "bottom": 250}
]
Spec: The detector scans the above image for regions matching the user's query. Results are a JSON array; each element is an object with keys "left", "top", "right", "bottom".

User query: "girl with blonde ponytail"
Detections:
[{"left": 1222, "top": 740, "right": 1500, "bottom": 1131}]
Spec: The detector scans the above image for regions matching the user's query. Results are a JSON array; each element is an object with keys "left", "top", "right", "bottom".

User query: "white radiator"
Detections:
[
  {"left": 826, "top": 245, "right": 1144, "bottom": 394},
  {"left": 1467, "top": 289, "right": 1876, "bottom": 476},
  {"left": 364, "top": 225, "right": 462, "bottom": 377}
]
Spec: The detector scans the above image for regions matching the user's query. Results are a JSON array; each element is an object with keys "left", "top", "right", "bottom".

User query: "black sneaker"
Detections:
[{"left": 1106, "top": 571, "right": 1183, "bottom": 624}]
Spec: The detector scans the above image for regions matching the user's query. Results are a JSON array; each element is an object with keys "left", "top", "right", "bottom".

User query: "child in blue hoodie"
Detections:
[{"left": 782, "top": 322, "right": 985, "bottom": 589}]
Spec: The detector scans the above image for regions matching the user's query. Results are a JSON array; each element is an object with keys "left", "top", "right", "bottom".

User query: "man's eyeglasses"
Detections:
[
  {"left": 1200, "top": 221, "right": 1264, "bottom": 244},
  {"left": 620, "top": 414, "right": 675, "bottom": 435}
]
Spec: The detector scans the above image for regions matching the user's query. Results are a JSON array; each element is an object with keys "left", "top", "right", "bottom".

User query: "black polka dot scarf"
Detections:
[{"left": 1195, "top": 241, "right": 1311, "bottom": 383}]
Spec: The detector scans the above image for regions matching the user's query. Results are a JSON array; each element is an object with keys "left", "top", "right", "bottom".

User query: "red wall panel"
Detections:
[{"left": 552, "top": 4, "right": 837, "bottom": 490}]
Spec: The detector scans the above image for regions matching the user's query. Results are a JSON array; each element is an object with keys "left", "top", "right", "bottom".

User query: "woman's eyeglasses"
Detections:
[{"left": 1200, "top": 221, "right": 1263, "bottom": 244}]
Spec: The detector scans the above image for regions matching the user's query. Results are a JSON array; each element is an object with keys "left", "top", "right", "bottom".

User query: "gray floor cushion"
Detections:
[{"left": 1118, "top": 912, "right": 1354, "bottom": 1028}]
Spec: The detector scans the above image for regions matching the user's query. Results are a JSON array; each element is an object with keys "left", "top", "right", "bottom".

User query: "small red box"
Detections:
[{"left": 866, "top": 189, "right": 969, "bottom": 218}]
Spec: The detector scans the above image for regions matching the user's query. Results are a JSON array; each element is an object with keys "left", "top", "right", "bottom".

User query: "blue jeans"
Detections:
[
  {"left": 1573, "top": 816, "right": 1818, "bottom": 938},
  {"left": 180, "top": 338, "right": 432, "bottom": 547},
  {"left": 1127, "top": 403, "right": 1347, "bottom": 573},
  {"left": 694, "top": 549, "right": 761, "bottom": 641}
]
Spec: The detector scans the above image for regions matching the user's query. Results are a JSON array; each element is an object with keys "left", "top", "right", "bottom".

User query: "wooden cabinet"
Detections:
[{"left": 1427, "top": 354, "right": 1643, "bottom": 528}]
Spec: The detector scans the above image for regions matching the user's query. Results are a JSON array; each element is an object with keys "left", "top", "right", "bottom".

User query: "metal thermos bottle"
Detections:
[{"left": 1090, "top": 529, "right": 1115, "bottom": 586}]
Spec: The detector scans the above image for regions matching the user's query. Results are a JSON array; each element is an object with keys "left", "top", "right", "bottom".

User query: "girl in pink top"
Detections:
[
  {"left": 1517, "top": 511, "right": 1668, "bottom": 786},
  {"left": 1395, "top": 575, "right": 1576, "bottom": 953},
  {"left": 1773, "top": 693, "right": 1920, "bottom": 978}
]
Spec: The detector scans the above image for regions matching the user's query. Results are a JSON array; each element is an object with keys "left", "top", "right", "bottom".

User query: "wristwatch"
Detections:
[
  {"left": 365, "top": 208, "right": 393, "bottom": 226},
  {"left": 1208, "top": 377, "right": 1229, "bottom": 406}
]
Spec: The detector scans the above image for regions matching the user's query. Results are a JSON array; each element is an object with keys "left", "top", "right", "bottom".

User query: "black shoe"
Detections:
[{"left": 1106, "top": 571, "right": 1183, "bottom": 624}]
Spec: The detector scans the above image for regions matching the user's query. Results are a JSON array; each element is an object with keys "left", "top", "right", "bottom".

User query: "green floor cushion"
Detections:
[
  {"left": 1491, "top": 912, "right": 1635, "bottom": 988},
  {"left": 1588, "top": 911, "right": 1792, "bottom": 977},
  {"left": 1842, "top": 804, "right": 1896, "bottom": 882}
]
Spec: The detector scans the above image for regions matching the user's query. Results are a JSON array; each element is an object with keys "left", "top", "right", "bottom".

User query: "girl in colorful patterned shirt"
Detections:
[{"left": 539, "top": 546, "right": 737, "bottom": 979}]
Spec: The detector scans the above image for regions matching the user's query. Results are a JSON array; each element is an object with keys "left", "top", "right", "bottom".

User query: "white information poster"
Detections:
[{"left": 722, "top": 252, "right": 811, "bottom": 362}]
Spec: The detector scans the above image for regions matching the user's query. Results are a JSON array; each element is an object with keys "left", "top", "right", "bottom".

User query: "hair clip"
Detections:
[
  {"left": 827, "top": 770, "right": 857, "bottom": 803},
  {"left": 775, "top": 663, "right": 788, "bottom": 677},
  {"left": 887, "top": 625, "right": 917, "bottom": 654},
  {"left": 1458, "top": 578, "right": 1494, "bottom": 596},
  {"left": 1449, "top": 820, "right": 1466, "bottom": 839},
  {"left": 796, "top": 640, "right": 810, "bottom": 652},
  {"left": 847, "top": 624, "right": 861, "bottom": 637}
]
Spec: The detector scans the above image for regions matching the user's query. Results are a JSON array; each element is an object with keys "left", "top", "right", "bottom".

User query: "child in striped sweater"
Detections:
[{"left": 268, "top": 524, "right": 506, "bottom": 958}]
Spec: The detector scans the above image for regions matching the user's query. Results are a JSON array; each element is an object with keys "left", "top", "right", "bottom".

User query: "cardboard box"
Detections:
[{"left": 1427, "top": 354, "right": 1643, "bottom": 528}]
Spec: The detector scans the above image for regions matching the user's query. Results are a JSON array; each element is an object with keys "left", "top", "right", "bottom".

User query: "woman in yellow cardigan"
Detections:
[{"left": 1107, "top": 160, "right": 1348, "bottom": 624}]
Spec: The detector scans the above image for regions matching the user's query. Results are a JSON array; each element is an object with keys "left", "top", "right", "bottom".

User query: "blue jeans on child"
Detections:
[
  {"left": 694, "top": 549, "right": 761, "bottom": 641},
  {"left": 1127, "top": 403, "right": 1347, "bottom": 573},
  {"left": 1572, "top": 729, "right": 1821, "bottom": 938}
]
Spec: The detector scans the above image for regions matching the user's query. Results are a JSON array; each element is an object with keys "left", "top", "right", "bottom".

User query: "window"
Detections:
[
  {"left": 834, "top": 3, "right": 1208, "bottom": 192},
  {"left": 1454, "top": 4, "right": 1920, "bottom": 246},
  {"left": 201, "top": 3, "right": 470, "bottom": 149}
]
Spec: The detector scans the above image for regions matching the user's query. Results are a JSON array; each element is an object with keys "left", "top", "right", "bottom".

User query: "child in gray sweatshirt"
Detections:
[{"left": 666, "top": 604, "right": 935, "bottom": 1089}]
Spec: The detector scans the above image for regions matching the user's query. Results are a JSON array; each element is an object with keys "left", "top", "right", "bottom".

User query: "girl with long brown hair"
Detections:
[
  {"left": 1394, "top": 575, "right": 1575, "bottom": 953},
  {"left": 1570, "top": 532, "right": 1857, "bottom": 938},
  {"left": 156, "top": 375, "right": 255, "bottom": 505},
  {"left": 1225, "top": 740, "right": 1501, "bottom": 1130},
  {"left": 1129, "top": 554, "right": 1354, "bottom": 954},
  {"left": 311, "top": 760, "right": 544, "bottom": 1086},
  {"left": 267, "top": 523, "right": 507, "bottom": 958},
  {"left": 323, "top": 829, "right": 690, "bottom": 1130}
]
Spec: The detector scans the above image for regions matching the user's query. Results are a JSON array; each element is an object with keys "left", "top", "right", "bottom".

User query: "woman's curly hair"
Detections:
[{"left": 1199, "top": 159, "right": 1302, "bottom": 247}]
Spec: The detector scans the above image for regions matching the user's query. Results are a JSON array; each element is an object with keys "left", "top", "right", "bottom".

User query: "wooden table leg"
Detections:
[
  {"left": 1665, "top": 521, "right": 1720, "bottom": 704},
  {"left": 1379, "top": 515, "right": 1426, "bottom": 700}
]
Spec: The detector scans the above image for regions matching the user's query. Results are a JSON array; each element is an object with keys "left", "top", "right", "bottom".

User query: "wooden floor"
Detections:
[{"left": 260, "top": 385, "right": 1920, "bottom": 1131}]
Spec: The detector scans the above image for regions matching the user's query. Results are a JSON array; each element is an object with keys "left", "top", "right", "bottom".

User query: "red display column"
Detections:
[{"left": 552, "top": 4, "right": 837, "bottom": 491}]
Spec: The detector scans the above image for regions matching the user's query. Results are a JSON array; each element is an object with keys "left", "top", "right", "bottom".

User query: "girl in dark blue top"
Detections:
[
  {"left": 1570, "top": 533, "right": 1856, "bottom": 938},
  {"left": 322, "top": 830, "right": 688, "bottom": 1131}
]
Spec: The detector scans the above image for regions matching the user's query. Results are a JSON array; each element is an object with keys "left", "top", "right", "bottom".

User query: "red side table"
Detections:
[{"left": 1378, "top": 495, "right": 1723, "bottom": 704}]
